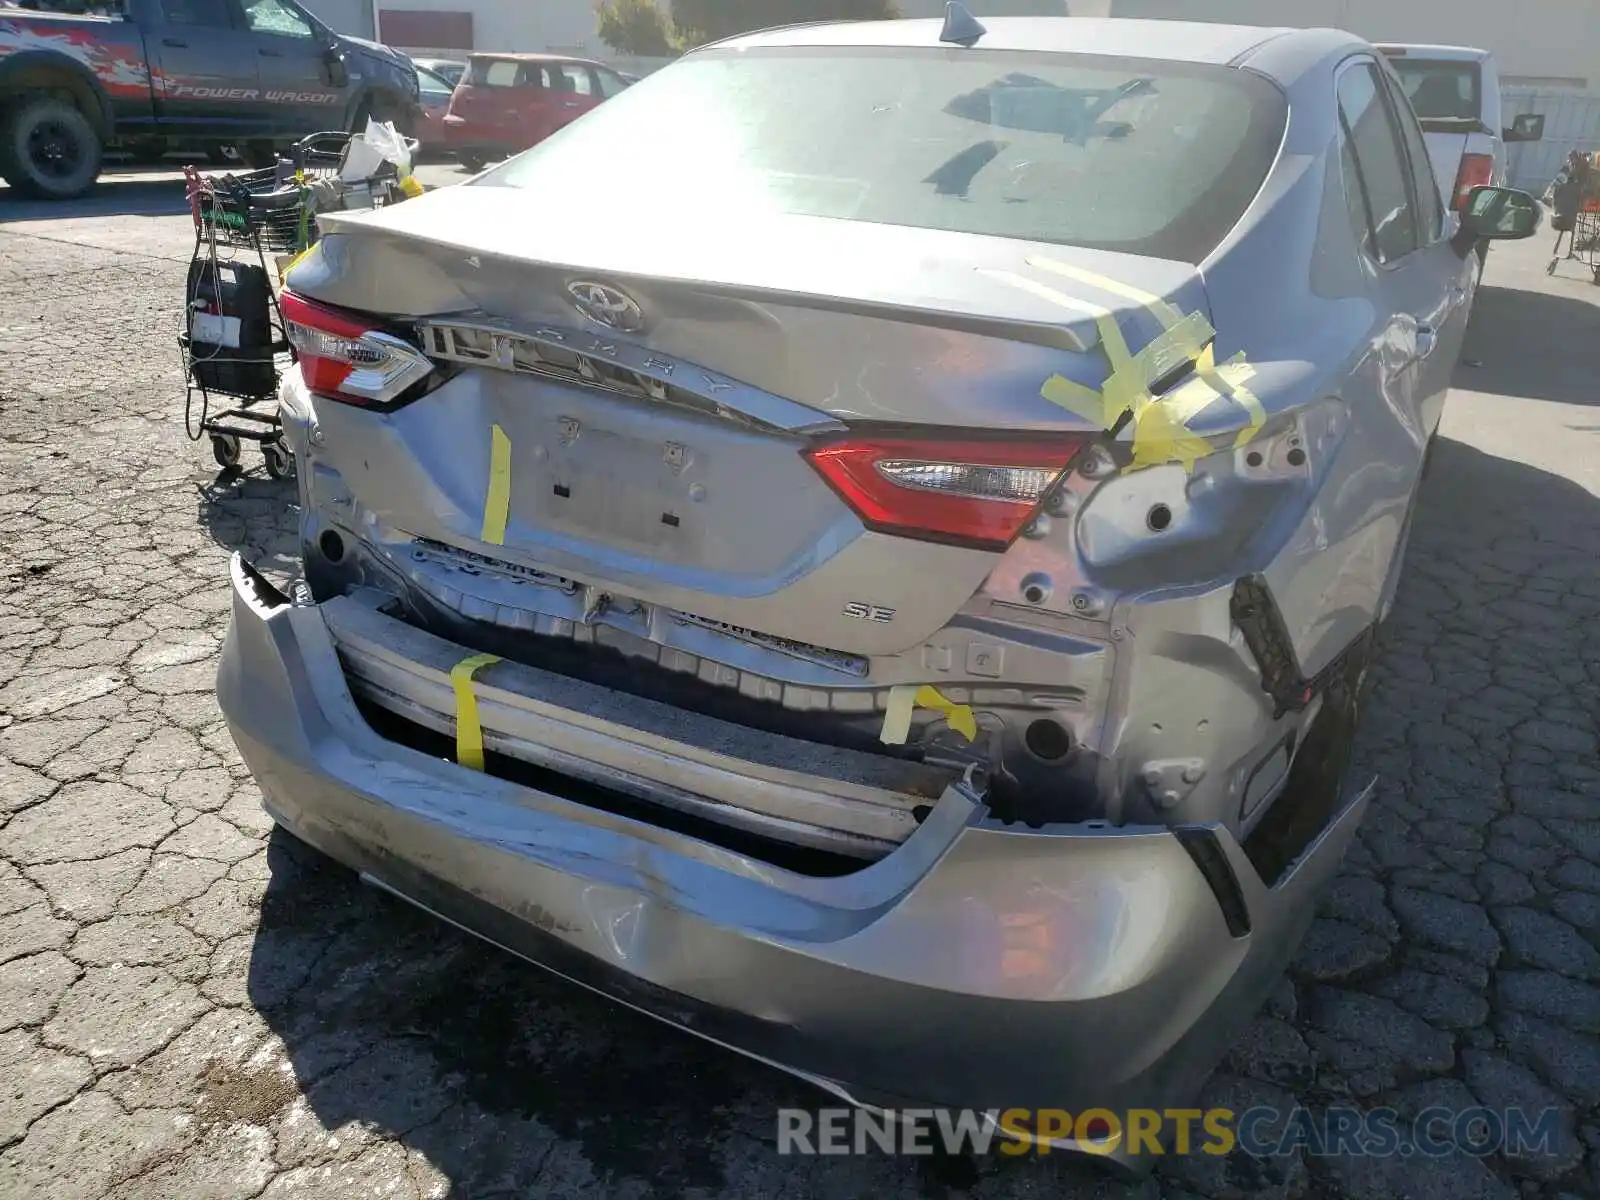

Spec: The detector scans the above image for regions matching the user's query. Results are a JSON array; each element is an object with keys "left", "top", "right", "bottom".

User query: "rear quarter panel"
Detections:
[
  {"left": 1194, "top": 47, "right": 1430, "bottom": 678},
  {"left": 1072, "top": 41, "right": 1442, "bottom": 824}
]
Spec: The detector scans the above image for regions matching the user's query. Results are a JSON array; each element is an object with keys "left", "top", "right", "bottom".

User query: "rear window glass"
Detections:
[
  {"left": 416, "top": 68, "right": 454, "bottom": 99},
  {"left": 476, "top": 47, "right": 1287, "bottom": 263},
  {"left": 469, "top": 59, "right": 534, "bottom": 89},
  {"left": 1386, "top": 59, "right": 1483, "bottom": 122}
]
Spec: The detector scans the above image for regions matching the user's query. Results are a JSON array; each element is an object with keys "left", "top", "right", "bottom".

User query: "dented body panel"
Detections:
[
  {"left": 218, "top": 554, "right": 1373, "bottom": 1169},
  {"left": 222, "top": 17, "right": 1492, "bottom": 1153}
]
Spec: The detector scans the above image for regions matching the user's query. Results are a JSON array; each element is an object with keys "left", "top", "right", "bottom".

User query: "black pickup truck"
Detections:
[{"left": 0, "top": 0, "right": 419, "bottom": 198}]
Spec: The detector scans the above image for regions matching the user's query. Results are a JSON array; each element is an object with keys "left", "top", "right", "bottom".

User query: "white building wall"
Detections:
[
  {"left": 368, "top": 2, "right": 593, "bottom": 54},
  {"left": 307, "top": 1, "right": 1096, "bottom": 57},
  {"left": 301, "top": 0, "right": 372, "bottom": 40},
  {"left": 1110, "top": 0, "right": 1597, "bottom": 86},
  {"left": 301, "top": 0, "right": 1598, "bottom": 89}
]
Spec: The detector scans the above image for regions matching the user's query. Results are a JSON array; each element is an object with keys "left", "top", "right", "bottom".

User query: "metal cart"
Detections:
[
  {"left": 1546, "top": 152, "right": 1600, "bottom": 283},
  {"left": 179, "top": 131, "right": 413, "bottom": 476}
]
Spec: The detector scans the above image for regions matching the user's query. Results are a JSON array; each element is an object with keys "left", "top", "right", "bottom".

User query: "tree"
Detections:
[
  {"left": 595, "top": 0, "right": 678, "bottom": 57},
  {"left": 669, "top": 0, "right": 902, "bottom": 49}
]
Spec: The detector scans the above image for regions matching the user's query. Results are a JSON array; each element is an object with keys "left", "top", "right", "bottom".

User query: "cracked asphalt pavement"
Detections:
[{"left": 2, "top": 170, "right": 1598, "bottom": 1200}]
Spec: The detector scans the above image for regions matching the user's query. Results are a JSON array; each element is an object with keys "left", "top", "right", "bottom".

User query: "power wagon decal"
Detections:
[{"left": 165, "top": 85, "right": 342, "bottom": 104}]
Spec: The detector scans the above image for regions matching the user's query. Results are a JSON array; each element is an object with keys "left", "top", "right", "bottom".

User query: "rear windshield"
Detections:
[
  {"left": 1386, "top": 58, "right": 1483, "bottom": 122},
  {"left": 468, "top": 59, "right": 533, "bottom": 89},
  {"left": 476, "top": 47, "right": 1287, "bottom": 263}
]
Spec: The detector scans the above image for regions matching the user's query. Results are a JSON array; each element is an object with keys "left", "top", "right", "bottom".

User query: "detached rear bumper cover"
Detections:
[{"left": 218, "top": 554, "right": 1369, "bottom": 1154}]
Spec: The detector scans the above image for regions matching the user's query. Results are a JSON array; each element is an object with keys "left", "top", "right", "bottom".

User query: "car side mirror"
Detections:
[
  {"left": 1456, "top": 185, "right": 1542, "bottom": 246},
  {"left": 323, "top": 46, "right": 349, "bottom": 88},
  {"left": 1502, "top": 113, "right": 1545, "bottom": 143}
]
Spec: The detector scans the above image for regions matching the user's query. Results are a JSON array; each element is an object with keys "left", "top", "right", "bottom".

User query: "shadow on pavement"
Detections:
[
  {"left": 238, "top": 431, "right": 1600, "bottom": 1196},
  {"left": 194, "top": 466, "right": 300, "bottom": 583},
  {"left": 0, "top": 173, "right": 190, "bottom": 222},
  {"left": 1458, "top": 283, "right": 1600, "bottom": 406}
]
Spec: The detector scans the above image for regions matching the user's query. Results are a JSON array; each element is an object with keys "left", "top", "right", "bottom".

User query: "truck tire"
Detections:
[{"left": 0, "top": 96, "right": 103, "bottom": 201}]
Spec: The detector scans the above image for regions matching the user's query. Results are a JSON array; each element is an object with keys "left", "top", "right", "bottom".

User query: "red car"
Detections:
[{"left": 441, "top": 52, "right": 631, "bottom": 172}]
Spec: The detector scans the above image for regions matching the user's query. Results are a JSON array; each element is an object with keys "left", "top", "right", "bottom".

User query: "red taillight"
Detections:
[
  {"left": 1452, "top": 154, "right": 1494, "bottom": 211},
  {"left": 280, "top": 289, "right": 432, "bottom": 406},
  {"left": 804, "top": 435, "right": 1090, "bottom": 551}
]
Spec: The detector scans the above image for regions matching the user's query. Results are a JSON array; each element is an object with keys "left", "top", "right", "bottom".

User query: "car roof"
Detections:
[
  {"left": 1374, "top": 43, "right": 1493, "bottom": 62},
  {"left": 467, "top": 52, "right": 605, "bottom": 67},
  {"left": 714, "top": 16, "right": 1307, "bottom": 66}
]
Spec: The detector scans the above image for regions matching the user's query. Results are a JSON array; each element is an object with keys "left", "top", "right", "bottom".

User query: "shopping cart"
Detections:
[
  {"left": 1546, "top": 151, "right": 1600, "bottom": 284},
  {"left": 179, "top": 130, "right": 417, "bottom": 476}
]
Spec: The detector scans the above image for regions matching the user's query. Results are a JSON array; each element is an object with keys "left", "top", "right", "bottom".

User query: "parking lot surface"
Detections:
[{"left": 1, "top": 169, "right": 1597, "bottom": 1200}]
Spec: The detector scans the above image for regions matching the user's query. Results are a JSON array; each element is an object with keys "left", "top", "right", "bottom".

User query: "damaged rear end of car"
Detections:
[{"left": 218, "top": 23, "right": 1393, "bottom": 1171}]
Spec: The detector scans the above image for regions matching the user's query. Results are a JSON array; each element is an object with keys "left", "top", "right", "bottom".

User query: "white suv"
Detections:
[{"left": 1377, "top": 45, "right": 1544, "bottom": 275}]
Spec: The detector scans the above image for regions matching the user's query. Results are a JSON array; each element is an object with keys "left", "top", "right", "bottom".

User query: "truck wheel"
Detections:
[
  {"left": 458, "top": 152, "right": 485, "bottom": 173},
  {"left": 0, "top": 96, "right": 103, "bottom": 201}
]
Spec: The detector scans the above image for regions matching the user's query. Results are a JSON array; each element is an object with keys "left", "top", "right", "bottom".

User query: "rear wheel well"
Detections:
[
  {"left": 351, "top": 87, "right": 413, "bottom": 135},
  {"left": 0, "top": 64, "right": 109, "bottom": 138}
]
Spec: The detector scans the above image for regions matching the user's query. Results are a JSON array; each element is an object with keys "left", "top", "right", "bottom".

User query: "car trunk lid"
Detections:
[{"left": 288, "top": 186, "right": 1218, "bottom": 658}]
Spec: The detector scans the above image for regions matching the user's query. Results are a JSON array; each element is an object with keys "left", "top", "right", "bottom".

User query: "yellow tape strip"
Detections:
[
  {"left": 1031, "top": 256, "right": 1187, "bottom": 327},
  {"left": 880, "top": 685, "right": 977, "bottom": 746},
  {"left": 450, "top": 652, "right": 502, "bottom": 771},
  {"left": 991, "top": 258, "right": 1268, "bottom": 473},
  {"left": 1192, "top": 343, "right": 1268, "bottom": 449},
  {"left": 480, "top": 423, "right": 512, "bottom": 546},
  {"left": 276, "top": 245, "right": 315, "bottom": 286}
]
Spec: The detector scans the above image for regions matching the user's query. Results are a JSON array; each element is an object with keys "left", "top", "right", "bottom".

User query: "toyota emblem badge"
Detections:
[{"left": 566, "top": 280, "right": 647, "bottom": 333}]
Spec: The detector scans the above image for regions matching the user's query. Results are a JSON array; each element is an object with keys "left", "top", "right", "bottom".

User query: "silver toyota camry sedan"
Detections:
[{"left": 217, "top": 10, "right": 1539, "bottom": 1171}]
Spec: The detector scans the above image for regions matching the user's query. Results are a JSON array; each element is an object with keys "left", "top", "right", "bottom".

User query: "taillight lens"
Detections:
[
  {"left": 280, "top": 289, "right": 433, "bottom": 407},
  {"left": 1452, "top": 154, "right": 1494, "bottom": 211},
  {"left": 804, "top": 435, "right": 1089, "bottom": 550}
]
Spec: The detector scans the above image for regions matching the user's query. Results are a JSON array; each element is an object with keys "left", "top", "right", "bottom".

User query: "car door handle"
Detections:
[
  {"left": 564, "top": 101, "right": 582, "bottom": 108},
  {"left": 1451, "top": 285, "right": 1468, "bottom": 306},
  {"left": 1415, "top": 325, "right": 1438, "bottom": 360},
  {"left": 162, "top": 36, "right": 188, "bottom": 48},
  {"left": 258, "top": 48, "right": 282, "bottom": 57}
]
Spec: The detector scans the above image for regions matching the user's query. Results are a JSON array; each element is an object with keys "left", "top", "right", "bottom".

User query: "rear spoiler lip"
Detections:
[{"left": 308, "top": 212, "right": 1135, "bottom": 357}]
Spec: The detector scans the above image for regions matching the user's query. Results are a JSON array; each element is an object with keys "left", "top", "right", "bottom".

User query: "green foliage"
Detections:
[
  {"left": 595, "top": 0, "right": 678, "bottom": 57},
  {"left": 669, "top": 0, "right": 902, "bottom": 49}
]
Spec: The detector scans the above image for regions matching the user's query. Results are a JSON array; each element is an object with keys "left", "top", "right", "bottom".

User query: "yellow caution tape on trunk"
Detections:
[
  {"left": 984, "top": 258, "right": 1268, "bottom": 472},
  {"left": 450, "top": 652, "right": 502, "bottom": 771},
  {"left": 275, "top": 245, "right": 315, "bottom": 286},
  {"left": 880, "top": 685, "right": 977, "bottom": 747},
  {"left": 480, "top": 423, "right": 512, "bottom": 546}
]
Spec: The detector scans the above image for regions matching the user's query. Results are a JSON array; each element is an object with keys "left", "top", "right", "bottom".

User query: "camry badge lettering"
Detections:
[
  {"left": 642, "top": 356, "right": 674, "bottom": 377},
  {"left": 566, "top": 280, "right": 647, "bottom": 333}
]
